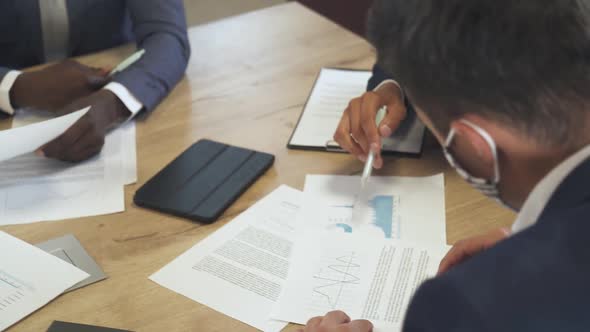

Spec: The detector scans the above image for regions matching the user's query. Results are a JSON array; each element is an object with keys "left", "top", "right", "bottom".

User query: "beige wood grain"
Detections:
[{"left": 1, "top": 3, "right": 515, "bottom": 331}]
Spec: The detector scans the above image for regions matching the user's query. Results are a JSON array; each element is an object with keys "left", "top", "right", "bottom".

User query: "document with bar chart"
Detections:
[
  {"left": 299, "top": 174, "right": 446, "bottom": 244},
  {"left": 0, "top": 231, "right": 88, "bottom": 331}
]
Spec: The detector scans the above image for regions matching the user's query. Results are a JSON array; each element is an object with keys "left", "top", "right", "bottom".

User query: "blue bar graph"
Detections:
[
  {"left": 369, "top": 195, "right": 394, "bottom": 238},
  {"left": 328, "top": 195, "right": 397, "bottom": 238}
]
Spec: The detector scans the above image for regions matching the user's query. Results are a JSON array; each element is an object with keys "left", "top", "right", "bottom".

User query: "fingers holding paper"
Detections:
[
  {"left": 299, "top": 311, "right": 373, "bottom": 332},
  {"left": 39, "top": 90, "right": 130, "bottom": 162},
  {"left": 333, "top": 81, "right": 406, "bottom": 169}
]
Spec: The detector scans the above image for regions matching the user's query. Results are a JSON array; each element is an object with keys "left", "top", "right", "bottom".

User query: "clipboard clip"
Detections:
[{"left": 325, "top": 140, "right": 344, "bottom": 152}]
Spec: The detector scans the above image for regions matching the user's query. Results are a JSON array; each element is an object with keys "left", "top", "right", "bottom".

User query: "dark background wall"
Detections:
[{"left": 297, "top": 0, "right": 374, "bottom": 37}]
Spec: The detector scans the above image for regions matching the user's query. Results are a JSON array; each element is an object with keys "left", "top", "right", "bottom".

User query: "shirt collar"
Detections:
[{"left": 512, "top": 144, "right": 590, "bottom": 234}]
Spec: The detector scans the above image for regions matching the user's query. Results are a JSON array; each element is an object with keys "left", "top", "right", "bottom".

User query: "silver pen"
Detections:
[{"left": 351, "top": 106, "right": 387, "bottom": 222}]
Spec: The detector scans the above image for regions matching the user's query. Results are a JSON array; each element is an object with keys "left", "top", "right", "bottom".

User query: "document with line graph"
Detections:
[
  {"left": 271, "top": 232, "right": 449, "bottom": 331},
  {"left": 0, "top": 231, "right": 89, "bottom": 331}
]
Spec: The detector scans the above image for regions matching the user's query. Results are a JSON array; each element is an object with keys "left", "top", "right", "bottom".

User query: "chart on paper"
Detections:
[
  {"left": 272, "top": 232, "right": 451, "bottom": 330},
  {"left": 0, "top": 270, "right": 32, "bottom": 313},
  {"left": 0, "top": 231, "right": 89, "bottom": 331},
  {"left": 301, "top": 175, "right": 447, "bottom": 244},
  {"left": 326, "top": 195, "right": 401, "bottom": 239},
  {"left": 311, "top": 252, "right": 361, "bottom": 311}
]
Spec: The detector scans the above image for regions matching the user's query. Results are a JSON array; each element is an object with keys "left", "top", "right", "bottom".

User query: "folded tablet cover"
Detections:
[
  {"left": 134, "top": 139, "right": 275, "bottom": 223},
  {"left": 47, "top": 321, "right": 132, "bottom": 332}
]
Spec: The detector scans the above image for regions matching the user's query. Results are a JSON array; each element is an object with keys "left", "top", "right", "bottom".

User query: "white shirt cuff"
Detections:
[
  {"left": 373, "top": 79, "right": 405, "bottom": 101},
  {"left": 0, "top": 70, "right": 22, "bottom": 115},
  {"left": 103, "top": 82, "right": 144, "bottom": 119}
]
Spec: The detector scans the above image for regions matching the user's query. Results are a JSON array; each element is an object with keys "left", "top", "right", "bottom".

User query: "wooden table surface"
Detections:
[{"left": 1, "top": 3, "right": 515, "bottom": 331}]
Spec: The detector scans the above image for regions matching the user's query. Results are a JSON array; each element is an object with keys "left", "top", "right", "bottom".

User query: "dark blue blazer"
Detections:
[
  {"left": 367, "top": 64, "right": 391, "bottom": 91},
  {"left": 403, "top": 156, "right": 590, "bottom": 331},
  {"left": 0, "top": 0, "right": 190, "bottom": 112},
  {"left": 367, "top": 64, "right": 415, "bottom": 118}
]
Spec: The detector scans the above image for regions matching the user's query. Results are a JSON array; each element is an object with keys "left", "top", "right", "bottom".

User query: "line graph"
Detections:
[{"left": 312, "top": 252, "right": 360, "bottom": 309}]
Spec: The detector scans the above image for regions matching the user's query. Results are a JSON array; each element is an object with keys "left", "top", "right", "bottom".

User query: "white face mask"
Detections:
[{"left": 443, "top": 120, "right": 518, "bottom": 211}]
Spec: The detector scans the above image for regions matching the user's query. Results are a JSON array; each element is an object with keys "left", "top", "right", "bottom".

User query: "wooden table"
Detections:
[{"left": 2, "top": 3, "right": 515, "bottom": 331}]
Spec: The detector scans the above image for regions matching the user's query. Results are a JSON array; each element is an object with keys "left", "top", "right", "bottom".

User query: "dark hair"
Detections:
[{"left": 368, "top": 0, "right": 590, "bottom": 145}]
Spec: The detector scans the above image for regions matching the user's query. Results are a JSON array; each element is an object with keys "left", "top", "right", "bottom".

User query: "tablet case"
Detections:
[
  {"left": 46, "top": 321, "right": 132, "bottom": 332},
  {"left": 134, "top": 139, "right": 275, "bottom": 223}
]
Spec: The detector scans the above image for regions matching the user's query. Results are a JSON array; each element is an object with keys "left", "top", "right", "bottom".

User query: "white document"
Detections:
[
  {"left": 300, "top": 174, "right": 446, "bottom": 244},
  {"left": 150, "top": 186, "right": 303, "bottom": 332},
  {"left": 0, "top": 231, "right": 89, "bottom": 331},
  {"left": 0, "top": 112, "right": 136, "bottom": 225},
  {"left": 272, "top": 232, "right": 450, "bottom": 332},
  {"left": 8, "top": 110, "right": 136, "bottom": 185},
  {"left": 288, "top": 68, "right": 425, "bottom": 154},
  {"left": 0, "top": 108, "right": 89, "bottom": 163}
]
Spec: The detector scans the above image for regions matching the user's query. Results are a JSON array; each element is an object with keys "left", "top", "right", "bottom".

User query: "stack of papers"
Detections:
[
  {"left": 0, "top": 231, "right": 89, "bottom": 331},
  {"left": 151, "top": 174, "right": 449, "bottom": 332},
  {"left": 0, "top": 109, "right": 137, "bottom": 224}
]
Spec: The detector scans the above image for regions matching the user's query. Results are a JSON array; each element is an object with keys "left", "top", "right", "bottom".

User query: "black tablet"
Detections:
[
  {"left": 47, "top": 321, "right": 132, "bottom": 332},
  {"left": 134, "top": 139, "right": 275, "bottom": 223}
]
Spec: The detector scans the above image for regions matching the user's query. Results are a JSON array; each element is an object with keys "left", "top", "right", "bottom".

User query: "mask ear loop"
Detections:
[
  {"left": 444, "top": 120, "right": 518, "bottom": 210},
  {"left": 444, "top": 120, "right": 501, "bottom": 185},
  {"left": 458, "top": 120, "right": 501, "bottom": 184}
]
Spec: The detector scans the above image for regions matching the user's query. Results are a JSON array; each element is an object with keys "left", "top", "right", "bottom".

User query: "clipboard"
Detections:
[{"left": 287, "top": 68, "right": 425, "bottom": 157}]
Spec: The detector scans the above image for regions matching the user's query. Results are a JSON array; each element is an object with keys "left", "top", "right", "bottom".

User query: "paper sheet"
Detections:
[
  {"left": 289, "top": 68, "right": 425, "bottom": 154},
  {"left": 0, "top": 231, "right": 89, "bottom": 331},
  {"left": 0, "top": 108, "right": 89, "bottom": 163},
  {"left": 272, "top": 232, "right": 450, "bottom": 331},
  {"left": 0, "top": 112, "right": 136, "bottom": 225},
  {"left": 150, "top": 185, "right": 303, "bottom": 332},
  {"left": 8, "top": 110, "right": 137, "bottom": 186},
  {"left": 300, "top": 174, "right": 446, "bottom": 244}
]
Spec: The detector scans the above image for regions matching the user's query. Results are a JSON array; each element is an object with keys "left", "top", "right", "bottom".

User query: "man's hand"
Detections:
[
  {"left": 438, "top": 227, "right": 511, "bottom": 275},
  {"left": 298, "top": 311, "right": 373, "bottom": 332},
  {"left": 38, "top": 90, "right": 131, "bottom": 162},
  {"left": 11, "top": 60, "right": 109, "bottom": 111},
  {"left": 333, "top": 82, "right": 406, "bottom": 169}
]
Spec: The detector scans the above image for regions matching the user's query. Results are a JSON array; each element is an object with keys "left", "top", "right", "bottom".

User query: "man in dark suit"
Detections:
[
  {"left": 0, "top": 0, "right": 190, "bottom": 162},
  {"left": 306, "top": 0, "right": 590, "bottom": 331}
]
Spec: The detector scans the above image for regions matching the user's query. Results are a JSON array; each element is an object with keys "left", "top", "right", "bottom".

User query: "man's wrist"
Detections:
[
  {"left": 101, "top": 90, "right": 132, "bottom": 126},
  {"left": 103, "top": 82, "right": 143, "bottom": 121},
  {"left": 374, "top": 79, "right": 404, "bottom": 101},
  {"left": 10, "top": 72, "right": 40, "bottom": 110},
  {"left": 373, "top": 79, "right": 404, "bottom": 107}
]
